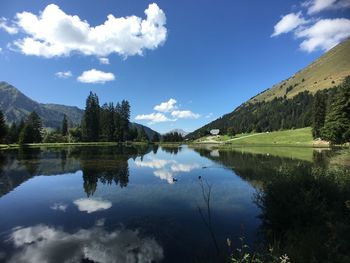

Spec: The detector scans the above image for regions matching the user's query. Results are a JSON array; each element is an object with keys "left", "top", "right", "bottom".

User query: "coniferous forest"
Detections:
[
  {"left": 187, "top": 76, "right": 350, "bottom": 144},
  {"left": 0, "top": 92, "right": 155, "bottom": 144},
  {"left": 0, "top": 78, "right": 349, "bottom": 145}
]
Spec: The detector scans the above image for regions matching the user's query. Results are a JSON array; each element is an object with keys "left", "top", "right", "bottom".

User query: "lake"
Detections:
[{"left": 0, "top": 145, "right": 349, "bottom": 262}]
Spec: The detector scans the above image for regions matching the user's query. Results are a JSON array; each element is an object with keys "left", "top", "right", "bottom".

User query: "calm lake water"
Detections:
[{"left": 0, "top": 145, "right": 348, "bottom": 262}]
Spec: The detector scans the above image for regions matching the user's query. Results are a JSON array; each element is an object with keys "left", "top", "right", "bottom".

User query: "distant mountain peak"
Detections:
[
  {"left": 0, "top": 82, "right": 159, "bottom": 139},
  {"left": 0, "top": 81, "right": 84, "bottom": 128}
]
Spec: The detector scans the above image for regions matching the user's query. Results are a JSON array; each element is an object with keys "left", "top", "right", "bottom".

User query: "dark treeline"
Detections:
[
  {"left": 0, "top": 92, "right": 162, "bottom": 144},
  {"left": 0, "top": 145, "right": 153, "bottom": 197},
  {"left": 162, "top": 132, "right": 183, "bottom": 142},
  {"left": 0, "top": 111, "right": 43, "bottom": 144},
  {"left": 313, "top": 76, "right": 350, "bottom": 144},
  {"left": 187, "top": 76, "right": 350, "bottom": 144},
  {"left": 82, "top": 92, "right": 134, "bottom": 142}
]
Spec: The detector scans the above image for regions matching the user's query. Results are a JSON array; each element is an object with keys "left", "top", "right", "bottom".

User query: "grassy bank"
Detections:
[
  {"left": 0, "top": 141, "right": 184, "bottom": 150},
  {"left": 192, "top": 127, "right": 330, "bottom": 147},
  {"left": 226, "top": 127, "right": 314, "bottom": 146},
  {"left": 0, "top": 141, "right": 149, "bottom": 150}
]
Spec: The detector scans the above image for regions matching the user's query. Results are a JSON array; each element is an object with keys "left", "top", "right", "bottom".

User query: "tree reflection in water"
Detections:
[
  {"left": 193, "top": 147, "right": 350, "bottom": 262},
  {"left": 0, "top": 145, "right": 152, "bottom": 198}
]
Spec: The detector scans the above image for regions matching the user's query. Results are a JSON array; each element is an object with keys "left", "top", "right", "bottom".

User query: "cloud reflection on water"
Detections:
[
  {"left": 73, "top": 198, "right": 112, "bottom": 213},
  {"left": 50, "top": 202, "right": 68, "bottom": 212},
  {"left": 135, "top": 157, "right": 201, "bottom": 184},
  {"left": 6, "top": 224, "right": 163, "bottom": 263}
]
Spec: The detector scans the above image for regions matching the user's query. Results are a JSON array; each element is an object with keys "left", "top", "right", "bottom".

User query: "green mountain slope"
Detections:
[
  {"left": 250, "top": 38, "right": 350, "bottom": 103},
  {"left": 188, "top": 39, "right": 350, "bottom": 139}
]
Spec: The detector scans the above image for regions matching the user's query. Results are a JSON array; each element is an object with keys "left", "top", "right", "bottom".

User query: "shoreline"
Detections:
[{"left": 0, "top": 141, "right": 184, "bottom": 150}]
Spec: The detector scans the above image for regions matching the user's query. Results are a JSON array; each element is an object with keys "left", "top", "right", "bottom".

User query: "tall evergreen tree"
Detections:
[
  {"left": 61, "top": 114, "right": 68, "bottom": 136},
  {"left": 83, "top": 92, "right": 100, "bottom": 141},
  {"left": 0, "top": 111, "right": 8, "bottom": 143},
  {"left": 128, "top": 127, "right": 138, "bottom": 141},
  {"left": 312, "top": 92, "right": 326, "bottom": 138},
  {"left": 19, "top": 111, "right": 43, "bottom": 144},
  {"left": 121, "top": 100, "right": 130, "bottom": 141},
  {"left": 321, "top": 76, "right": 350, "bottom": 144},
  {"left": 106, "top": 103, "right": 116, "bottom": 141},
  {"left": 6, "top": 123, "right": 17, "bottom": 144},
  {"left": 100, "top": 103, "right": 116, "bottom": 141},
  {"left": 99, "top": 103, "right": 109, "bottom": 141},
  {"left": 114, "top": 102, "right": 123, "bottom": 141}
]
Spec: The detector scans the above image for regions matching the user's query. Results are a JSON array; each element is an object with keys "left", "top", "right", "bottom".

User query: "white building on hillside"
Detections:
[{"left": 210, "top": 129, "right": 220, "bottom": 135}]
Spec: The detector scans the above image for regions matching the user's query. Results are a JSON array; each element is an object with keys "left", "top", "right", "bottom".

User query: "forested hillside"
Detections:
[
  {"left": 187, "top": 39, "right": 350, "bottom": 141},
  {"left": 188, "top": 77, "right": 350, "bottom": 144}
]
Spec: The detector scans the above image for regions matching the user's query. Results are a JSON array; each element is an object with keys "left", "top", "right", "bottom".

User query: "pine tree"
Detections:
[
  {"left": 83, "top": 92, "right": 100, "bottom": 141},
  {"left": 121, "top": 100, "right": 130, "bottom": 141},
  {"left": 19, "top": 111, "right": 43, "bottom": 144},
  {"left": 128, "top": 127, "right": 138, "bottom": 141},
  {"left": 106, "top": 103, "right": 116, "bottom": 141},
  {"left": 321, "top": 76, "right": 350, "bottom": 144},
  {"left": 312, "top": 92, "right": 326, "bottom": 138},
  {"left": 62, "top": 114, "right": 68, "bottom": 136},
  {"left": 114, "top": 102, "right": 123, "bottom": 141},
  {"left": 6, "top": 123, "right": 17, "bottom": 144},
  {"left": 0, "top": 110, "right": 8, "bottom": 143}
]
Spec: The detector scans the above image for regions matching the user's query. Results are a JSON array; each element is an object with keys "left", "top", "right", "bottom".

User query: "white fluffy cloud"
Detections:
[
  {"left": 55, "top": 71, "right": 72, "bottom": 78},
  {"left": 136, "top": 98, "right": 201, "bottom": 125},
  {"left": 0, "top": 17, "right": 18, "bottom": 34},
  {"left": 154, "top": 98, "right": 177, "bottom": 112},
  {"left": 135, "top": 112, "right": 173, "bottom": 123},
  {"left": 271, "top": 12, "right": 307, "bottom": 37},
  {"left": 296, "top": 18, "right": 350, "bottom": 52},
  {"left": 171, "top": 110, "right": 200, "bottom": 119},
  {"left": 77, "top": 69, "right": 115, "bottom": 84},
  {"left": 304, "top": 0, "right": 350, "bottom": 14},
  {"left": 73, "top": 198, "right": 112, "bottom": 213},
  {"left": 99, "top": 57, "right": 110, "bottom": 65},
  {"left": 272, "top": 0, "right": 350, "bottom": 52},
  {"left": 7, "top": 224, "right": 163, "bottom": 263},
  {"left": 5, "top": 3, "right": 167, "bottom": 58}
]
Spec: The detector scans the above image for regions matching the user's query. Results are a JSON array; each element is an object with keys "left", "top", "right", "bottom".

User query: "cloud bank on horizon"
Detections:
[{"left": 271, "top": 0, "right": 350, "bottom": 52}]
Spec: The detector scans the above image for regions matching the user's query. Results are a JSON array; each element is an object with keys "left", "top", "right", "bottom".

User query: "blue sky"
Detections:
[{"left": 0, "top": 0, "right": 349, "bottom": 133}]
